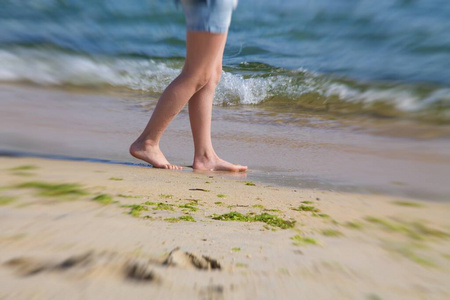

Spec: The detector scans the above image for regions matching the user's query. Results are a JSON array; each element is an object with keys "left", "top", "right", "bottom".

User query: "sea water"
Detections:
[{"left": 1, "top": 0, "right": 449, "bottom": 123}]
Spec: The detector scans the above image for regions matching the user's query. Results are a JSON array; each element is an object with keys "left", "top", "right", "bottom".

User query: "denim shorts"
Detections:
[{"left": 177, "top": 0, "right": 238, "bottom": 34}]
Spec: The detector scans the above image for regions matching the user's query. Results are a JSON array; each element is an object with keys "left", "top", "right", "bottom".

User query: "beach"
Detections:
[
  {"left": 0, "top": 83, "right": 449, "bottom": 298},
  {"left": 1, "top": 155, "right": 449, "bottom": 299},
  {"left": 1, "top": 83, "right": 450, "bottom": 299},
  {"left": 1, "top": 0, "right": 450, "bottom": 298}
]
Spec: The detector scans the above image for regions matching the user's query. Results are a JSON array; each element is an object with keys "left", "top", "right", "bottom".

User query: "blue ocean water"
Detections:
[{"left": 1, "top": 0, "right": 449, "bottom": 122}]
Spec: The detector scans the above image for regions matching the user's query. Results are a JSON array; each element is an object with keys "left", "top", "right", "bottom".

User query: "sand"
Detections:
[{"left": 0, "top": 156, "right": 449, "bottom": 299}]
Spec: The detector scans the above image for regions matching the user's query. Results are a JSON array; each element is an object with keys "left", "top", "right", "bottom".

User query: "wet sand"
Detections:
[
  {"left": 1, "top": 85, "right": 450, "bottom": 201},
  {"left": 0, "top": 156, "right": 449, "bottom": 299}
]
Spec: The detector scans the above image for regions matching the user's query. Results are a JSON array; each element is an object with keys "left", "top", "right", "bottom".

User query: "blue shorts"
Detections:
[{"left": 177, "top": 0, "right": 238, "bottom": 34}]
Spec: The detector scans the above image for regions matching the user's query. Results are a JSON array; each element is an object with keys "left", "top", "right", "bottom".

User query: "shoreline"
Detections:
[
  {"left": 1, "top": 149, "right": 449, "bottom": 205},
  {"left": 1, "top": 156, "right": 449, "bottom": 299},
  {"left": 1, "top": 84, "right": 450, "bottom": 201}
]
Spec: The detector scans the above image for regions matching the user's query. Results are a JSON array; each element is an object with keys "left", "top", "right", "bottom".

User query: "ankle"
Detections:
[
  {"left": 135, "top": 137, "right": 159, "bottom": 148},
  {"left": 194, "top": 149, "right": 217, "bottom": 162}
]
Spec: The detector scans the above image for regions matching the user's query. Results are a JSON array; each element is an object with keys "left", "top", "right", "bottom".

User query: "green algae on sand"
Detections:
[
  {"left": 302, "top": 201, "right": 314, "bottom": 204},
  {"left": 0, "top": 196, "right": 17, "bottom": 206},
  {"left": 292, "top": 205, "right": 320, "bottom": 213},
  {"left": 159, "top": 194, "right": 173, "bottom": 199},
  {"left": 252, "top": 204, "right": 264, "bottom": 209},
  {"left": 11, "top": 171, "right": 36, "bottom": 177},
  {"left": 153, "top": 203, "right": 175, "bottom": 211},
  {"left": 321, "top": 229, "right": 343, "bottom": 237},
  {"left": 165, "top": 215, "right": 196, "bottom": 223},
  {"left": 17, "top": 181, "right": 89, "bottom": 198},
  {"left": 312, "top": 212, "right": 330, "bottom": 218},
  {"left": 365, "top": 216, "right": 449, "bottom": 240},
  {"left": 291, "top": 235, "right": 318, "bottom": 246},
  {"left": 140, "top": 201, "right": 175, "bottom": 211},
  {"left": 383, "top": 242, "right": 437, "bottom": 267},
  {"left": 392, "top": 200, "right": 424, "bottom": 208},
  {"left": 118, "top": 194, "right": 141, "bottom": 199},
  {"left": 179, "top": 215, "right": 195, "bottom": 222},
  {"left": 345, "top": 221, "right": 364, "bottom": 230},
  {"left": 235, "top": 262, "right": 248, "bottom": 268},
  {"left": 7, "top": 165, "right": 38, "bottom": 171},
  {"left": 178, "top": 204, "right": 199, "bottom": 212},
  {"left": 264, "top": 208, "right": 281, "bottom": 213},
  {"left": 92, "top": 194, "right": 116, "bottom": 205},
  {"left": 211, "top": 211, "right": 295, "bottom": 229},
  {"left": 122, "top": 204, "right": 149, "bottom": 217},
  {"left": 134, "top": 201, "right": 198, "bottom": 212}
]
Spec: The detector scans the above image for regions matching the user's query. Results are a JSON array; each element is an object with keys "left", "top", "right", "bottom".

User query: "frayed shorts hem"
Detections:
[
  {"left": 181, "top": 0, "right": 235, "bottom": 34},
  {"left": 186, "top": 25, "right": 229, "bottom": 34}
]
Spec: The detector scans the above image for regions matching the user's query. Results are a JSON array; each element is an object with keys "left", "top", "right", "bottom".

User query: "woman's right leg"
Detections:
[
  {"left": 188, "top": 47, "right": 248, "bottom": 172},
  {"left": 129, "top": 31, "right": 228, "bottom": 169}
]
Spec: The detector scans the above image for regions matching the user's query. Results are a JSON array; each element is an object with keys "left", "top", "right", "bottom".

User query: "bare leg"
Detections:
[
  {"left": 129, "top": 31, "right": 228, "bottom": 169},
  {"left": 189, "top": 43, "right": 248, "bottom": 172}
]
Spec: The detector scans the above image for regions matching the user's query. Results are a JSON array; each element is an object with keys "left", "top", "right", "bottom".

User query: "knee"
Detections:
[
  {"left": 203, "top": 65, "right": 222, "bottom": 88},
  {"left": 182, "top": 70, "right": 213, "bottom": 92},
  {"left": 210, "top": 65, "right": 223, "bottom": 86},
  {"left": 181, "top": 65, "right": 223, "bottom": 92}
]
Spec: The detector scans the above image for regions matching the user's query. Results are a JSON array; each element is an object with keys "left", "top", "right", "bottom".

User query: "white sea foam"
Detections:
[
  {"left": 0, "top": 48, "right": 448, "bottom": 115},
  {"left": 322, "top": 83, "right": 425, "bottom": 112}
]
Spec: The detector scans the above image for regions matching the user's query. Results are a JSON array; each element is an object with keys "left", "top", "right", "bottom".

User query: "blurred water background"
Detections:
[{"left": 1, "top": 0, "right": 450, "bottom": 124}]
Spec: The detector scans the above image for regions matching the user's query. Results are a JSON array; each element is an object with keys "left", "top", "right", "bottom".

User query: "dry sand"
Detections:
[{"left": 0, "top": 157, "right": 449, "bottom": 299}]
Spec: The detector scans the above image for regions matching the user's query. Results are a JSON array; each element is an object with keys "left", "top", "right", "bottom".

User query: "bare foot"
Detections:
[
  {"left": 193, "top": 154, "right": 247, "bottom": 172},
  {"left": 129, "top": 140, "right": 182, "bottom": 170}
]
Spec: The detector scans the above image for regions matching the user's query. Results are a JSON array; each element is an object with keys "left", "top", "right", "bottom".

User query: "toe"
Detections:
[{"left": 235, "top": 165, "right": 248, "bottom": 172}]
